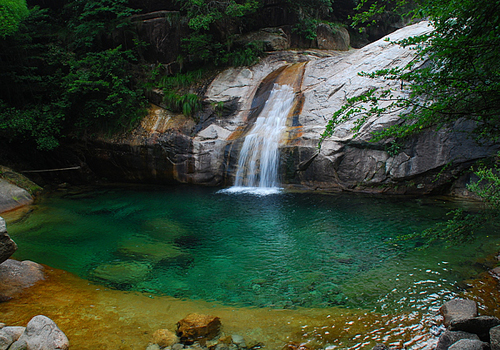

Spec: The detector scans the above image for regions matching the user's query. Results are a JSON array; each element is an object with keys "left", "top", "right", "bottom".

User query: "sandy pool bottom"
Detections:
[{"left": 0, "top": 262, "right": 499, "bottom": 350}]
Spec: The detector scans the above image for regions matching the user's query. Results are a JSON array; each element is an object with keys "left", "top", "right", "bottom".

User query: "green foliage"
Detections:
[
  {"left": 321, "top": 0, "right": 500, "bottom": 245},
  {"left": 0, "top": 101, "right": 63, "bottom": 150},
  {"left": 349, "top": 0, "right": 414, "bottom": 31},
  {"left": 0, "top": 0, "right": 28, "bottom": 37},
  {"left": 398, "top": 157, "right": 500, "bottom": 248},
  {"left": 178, "top": 0, "right": 259, "bottom": 31},
  {"left": 292, "top": 17, "right": 319, "bottom": 41},
  {"left": 177, "top": 0, "right": 265, "bottom": 67},
  {"left": 163, "top": 91, "right": 201, "bottom": 117},
  {"left": 0, "top": 1, "right": 146, "bottom": 150},
  {"left": 321, "top": 0, "right": 500, "bottom": 145},
  {"left": 67, "top": 0, "right": 138, "bottom": 51},
  {"left": 64, "top": 47, "right": 146, "bottom": 133}
]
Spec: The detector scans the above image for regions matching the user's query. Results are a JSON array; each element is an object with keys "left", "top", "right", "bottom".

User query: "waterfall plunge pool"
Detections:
[{"left": 2, "top": 184, "right": 500, "bottom": 349}]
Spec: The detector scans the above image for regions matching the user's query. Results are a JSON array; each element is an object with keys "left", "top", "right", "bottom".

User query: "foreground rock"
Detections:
[
  {"left": 0, "top": 217, "right": 17, "bottom": 264},
  {"left": 148, "top": 314, "right": 253, "bottom": 350},
  {"left": 7, "top": 315, "right": 69, "bottom": 350},
  {"left": 435, "top": 299, "right": 500, "bottom": 350},
  {"left": 177, "top": 313, "right": 221, "bottom": 344}
]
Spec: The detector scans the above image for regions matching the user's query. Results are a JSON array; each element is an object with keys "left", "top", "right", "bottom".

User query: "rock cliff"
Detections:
[{"left": 85, "top": 21, "right": 499, "bottom": 195}]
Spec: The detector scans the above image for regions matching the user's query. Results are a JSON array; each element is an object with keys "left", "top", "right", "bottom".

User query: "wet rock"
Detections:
[
  {"left": 152, "top": 328, "right": 179, "bottom": 348},
  {"left": 0, "top": 217, "right": 17, "bottom": 264},
  {"left": 435, "top": 330, "right": 480, "bottom": 350},
  {"left": 177, "top": 313, "right": 221, "bottom": 344},
  {"left": 448, "top": 339, "right": 489, "bottom": 350},
  {"left": 0, "top": 259, "right": 44, "bottom": 300},
  {"left": 11, "top": 315, "right": 68, "bottom": 350},
  {"left": 449, "top": 316, "right": 500, "bottom": 340},
  {"left": 441, "top": 299, "right": 479, "bottom": 326},
  {"left": 172, "top": 343, "right": 185, "bottom": 350},
  {"left": 490, "top": 325, "right": 500, "bottom": 350}
]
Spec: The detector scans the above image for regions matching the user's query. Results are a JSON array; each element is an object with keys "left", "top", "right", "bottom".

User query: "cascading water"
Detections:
[{"left": 226, "top": 84, "right": 295, "bottom": 194}]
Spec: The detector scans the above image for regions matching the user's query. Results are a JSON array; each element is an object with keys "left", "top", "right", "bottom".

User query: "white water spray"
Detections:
[{"left": 225, "top": 84, "right": 295, "bottom": 195}]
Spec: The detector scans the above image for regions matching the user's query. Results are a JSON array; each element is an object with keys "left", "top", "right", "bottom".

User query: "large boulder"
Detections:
[
  {"left": 316, "top": 23, "right": 350, "bottom": 51},
  {"left": 441, "top": 299, "right": 479, "bottom": 326},
  {"left": 237, "top": 27, "right": 290, "bottom": 51},
  {"left": 448, "top": 339, "right": 489, "bottom": 350},
  {"left": 0, "top": 217, "right": 17, "bottom": 264},
  {"left": 449, "top": 316, "right": 500, "bottom": 340},
  {"left": 0, "top": 259, "right": 44, "bottom": 301},
  {"left": 435, "top": 330, "right": 480, "bottom": 350},
  {"left": 10, "top": 315, "right": 69, "bottom": 350}
]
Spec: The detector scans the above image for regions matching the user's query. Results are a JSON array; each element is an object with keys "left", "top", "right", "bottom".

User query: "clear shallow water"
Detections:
[{"left": 7, "top": 185, "right": 500, "bottom": 313}]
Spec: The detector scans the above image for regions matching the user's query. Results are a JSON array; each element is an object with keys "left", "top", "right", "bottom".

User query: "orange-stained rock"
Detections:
[
  {"left": 152, "top": 328, "right": 179, "bottom": 348},
  {"left": 176, "top": 313, "right": 221, "bottom": 344}
]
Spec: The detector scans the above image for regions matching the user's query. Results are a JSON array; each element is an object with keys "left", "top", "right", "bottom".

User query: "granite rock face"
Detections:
[{"left": 85, "top": 21, "right": 499, "bottom": 194}]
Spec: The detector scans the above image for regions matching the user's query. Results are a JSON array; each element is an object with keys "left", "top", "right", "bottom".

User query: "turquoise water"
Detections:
[{"left": 7, "top": 185, "right": 499, "bottom": 311}]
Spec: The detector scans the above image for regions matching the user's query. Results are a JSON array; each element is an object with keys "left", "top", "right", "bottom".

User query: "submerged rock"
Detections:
[
  {"left": 90, "top": 260, "right": 151, "bottom": 285},
  {"left": 117, "top": 238, "right": 184, "bottom": 263}
]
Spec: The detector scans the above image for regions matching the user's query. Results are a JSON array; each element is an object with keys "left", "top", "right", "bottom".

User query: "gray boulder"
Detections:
[
  {"left": 12, "top": 315, "right": 69, "bottom": 350},
  {"left": 441, "top": 299, "right": 479, "bottom": 326},
  {"left": 0, "top": 217, "right": 17, "bottom": 265},
  {"left": 491, "top": 325, "right": 500, "bottom": 350},
  {"left": 0, "top": 331, "right": 13, "bottom": 350},
  {"left": 0, "top": 179, "right": 33, "bottom": 214},
  {"left": 0, "top": 259, "right": 44, "bottom": 301},
  {"left": 436, "top": 330, "right": 480, "bottom": 350},
  {"left": 449, "top": 316, "right": 500, "bottom": 339},
  {"left": 316, "top": 23, "right": 350, "bottom": 51},
  {"left": 448, "top": 339, "right": 489, "bottom": 350},
  {"left": 237, "top": 27, "right": 290, "bottom": 51},
  {"left": 1, "top": 327, "right": 25, "bottom": 342}
]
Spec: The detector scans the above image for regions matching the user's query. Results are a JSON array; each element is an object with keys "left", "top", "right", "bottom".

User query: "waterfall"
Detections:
[{"left": 226, "top": 84, "right": 295, "bottom": 195}]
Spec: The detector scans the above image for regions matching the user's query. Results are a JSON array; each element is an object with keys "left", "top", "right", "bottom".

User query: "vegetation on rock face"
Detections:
[
  {"left": 321, "top": 0, "right": 500, "bottom": 245},
  {"left": 1, "top": 0, "right": 362, "bottom": 152}
]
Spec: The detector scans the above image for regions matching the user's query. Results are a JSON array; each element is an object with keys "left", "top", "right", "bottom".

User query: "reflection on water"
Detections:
[{"left": 1, "top": 185, "right": 500, "bottom": 349}]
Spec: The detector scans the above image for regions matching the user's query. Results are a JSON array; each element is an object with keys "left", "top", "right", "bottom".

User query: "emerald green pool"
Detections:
[{"left": 7, "top": 185, "right": 498, "bottom": 312}]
